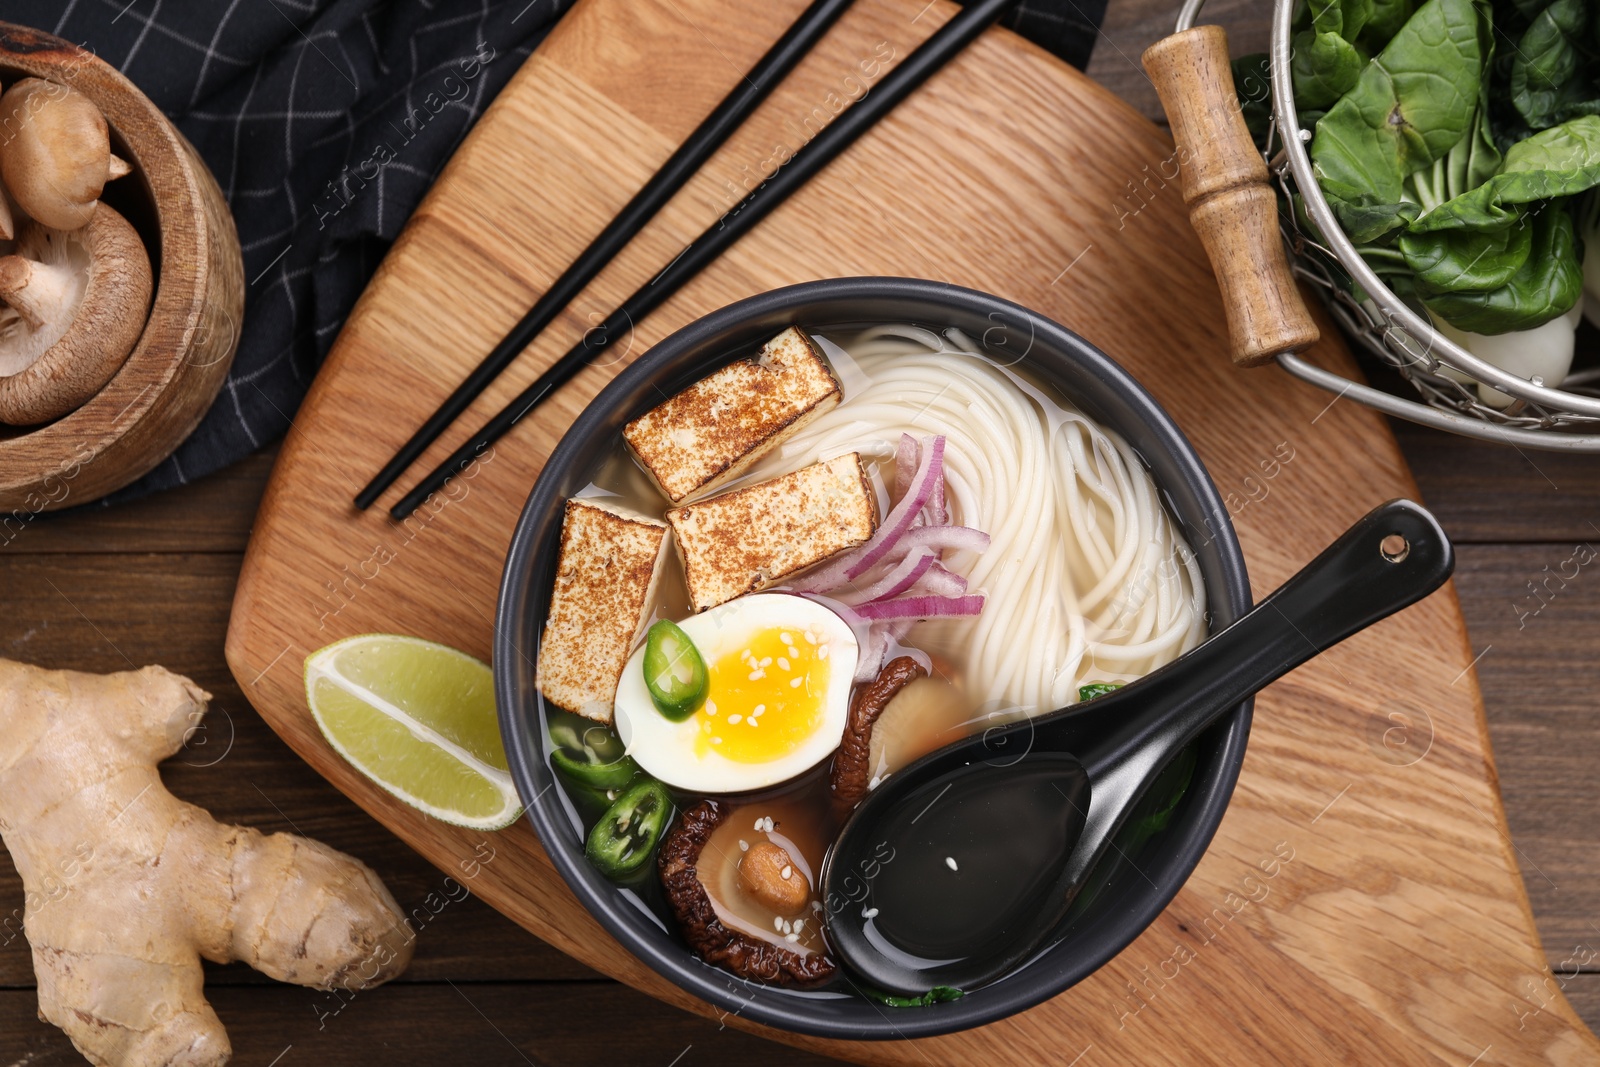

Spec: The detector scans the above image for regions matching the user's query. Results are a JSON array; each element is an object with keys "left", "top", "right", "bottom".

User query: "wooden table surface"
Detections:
[{"left": 6, "top": 2, "right": 1600, "bottom": 1063}]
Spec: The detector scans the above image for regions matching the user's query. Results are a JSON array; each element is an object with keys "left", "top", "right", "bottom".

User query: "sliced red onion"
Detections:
[
  {"left": 842, "top": 435, "right": 944, "bottom": 581},
  {"left": 786, "top": 436, "right": 988, "bottom": 681},
  {"left": 913, "top": 562, "right": 968, "bottom": 598},
  {"left": 838, "top": 551, "right": 936, "bottom": 605},
  {"left": 895, "top": 524, "right": 990, "bottom": 556},
  {"left": 894, "top": 433, "right": 918, "bottom": 501},
  {"left": 854, "top": 594, "right": 986, "bottom": 621}
]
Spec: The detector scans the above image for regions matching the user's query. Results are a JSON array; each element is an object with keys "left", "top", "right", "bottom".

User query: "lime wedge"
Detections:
[{"left": 305, "top": 634, "right": 522, "bottom": 830}]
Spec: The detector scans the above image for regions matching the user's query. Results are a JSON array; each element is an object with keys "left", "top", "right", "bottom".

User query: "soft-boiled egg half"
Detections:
[{"left": 615, "top": 594, "right": 858, "bottom": 792}]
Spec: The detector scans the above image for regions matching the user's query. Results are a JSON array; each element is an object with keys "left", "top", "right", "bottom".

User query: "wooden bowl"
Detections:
[{"left": 0, "top": 23, "right": 243, "bottom": 515}]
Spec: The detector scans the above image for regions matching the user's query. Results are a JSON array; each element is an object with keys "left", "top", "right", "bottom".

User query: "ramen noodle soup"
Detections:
[{"left": 534, "top": 324, "right": 1204, "bottom": 993}]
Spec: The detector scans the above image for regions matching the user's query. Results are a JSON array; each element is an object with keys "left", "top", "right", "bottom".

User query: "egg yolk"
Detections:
[{"left": 693, "top": 625, "right": 833, "bottom": 764}]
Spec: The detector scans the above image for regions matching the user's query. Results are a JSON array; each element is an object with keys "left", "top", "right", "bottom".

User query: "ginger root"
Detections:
[{"left": 0, "top": 659, "right": 415, "bottom": 1066}]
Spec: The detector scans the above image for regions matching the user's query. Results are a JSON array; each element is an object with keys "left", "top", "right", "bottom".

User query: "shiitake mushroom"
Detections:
[
  {"left": 0, "top": 205, "right": 152, "bottom": 424},
  {"left": 658, "top": 798, "right": 837, "bottom": 986},
  {"left": 830, "top": 656, "right": 972, "bottom": 818}
]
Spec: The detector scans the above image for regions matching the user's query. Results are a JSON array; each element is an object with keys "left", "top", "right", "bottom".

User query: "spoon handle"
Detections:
[{"left": 1075, "top": 498, "right": 1454, "bottom": 780}]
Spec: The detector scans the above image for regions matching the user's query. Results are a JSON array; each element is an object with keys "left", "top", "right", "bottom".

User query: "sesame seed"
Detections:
[
  {"left": 782, "top": 919, "right": 792, "bottom": 933},
  {"left": 780, "top": 632, "right": 792, "bottom": 644},
  {"left": 739, "top": 839, "right": 749, "bottom": 851},
  {"left": 748, "top": 718, "right": 759, "bottom": 727},
  {"left": 760, "top": 657, "right": 773, "bottom": 667},
  {"left": 945, "top": 856, "right": 959, "bottom": 871},
  {"left": 752, "top": 704, "right": 765, "bottom": 716},
  {"left": 748, "top": 670, "right": 765, "bottom": 681},
  {"left": 785, "top": 933, "right": 800, "bottom": 943},
  {"left": 705, "top": 700, "right": 717, "bottom": 715},
  {"left": 863, "top": 907, "right": 879, "bottom": 919},
  {"left": 785, "top": 645, "right": 799, "bottom": 660},
  {"left": 728, "top": 714, "right": 742, "bottom": 724},
  {"left": 742, "top": 648, "right": 753, "bottom": 660},
  {"left": 790, "top": 677, "right": 803, "bottom": 688},
  {"left": 804, "top": 631, "right": 817, "bottom": 644},
  {"left": 777, "top": 657, "right": 791, "bottom": 671},
  {"left": 712, "top": 737, "right": 722, "bottom": 745},
  {"left": 774, "top": 916, "right": 784, "bottom": 931},
  {"left": 763, "top": 817, "right": 774, "bottom": 831},
  {"left": 780, "top": 865, "right": 793, "bottom": 880},
  {"left": 792, "top": 919, "right": 804, "bottom": 933},
  {"left": 818, "top": 645, "right": 830, "bottom": 660}
]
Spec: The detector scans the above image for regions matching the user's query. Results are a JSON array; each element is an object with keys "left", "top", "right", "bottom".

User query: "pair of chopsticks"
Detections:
[{"left": 362, "top": 0, "right": 1021, "bottom": 520}]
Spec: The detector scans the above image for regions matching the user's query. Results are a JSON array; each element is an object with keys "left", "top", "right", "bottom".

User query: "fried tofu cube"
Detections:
[
  {"left": 537, "top": 498, "right": 670, "bottom": 721},
  {"left": 667, "top": 453, "right": 877, "bottom": 612},
  {"left": 623, "top": 326, "right": 841, "bottom": 503}
]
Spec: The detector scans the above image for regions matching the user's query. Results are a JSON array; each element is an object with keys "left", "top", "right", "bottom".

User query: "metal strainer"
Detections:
[{"left": 1148, "top": 0, "right": 1600, "bottom": 451}]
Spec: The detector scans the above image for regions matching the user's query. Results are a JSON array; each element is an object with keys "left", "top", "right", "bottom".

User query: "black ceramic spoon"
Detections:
[{"left": 821, "top": 498, "right": 1453, "bottom": 996}]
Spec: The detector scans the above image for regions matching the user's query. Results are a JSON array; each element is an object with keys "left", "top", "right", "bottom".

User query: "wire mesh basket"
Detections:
[{"left": 1149, "top": 0, "right": 1600, "bottom": 451}]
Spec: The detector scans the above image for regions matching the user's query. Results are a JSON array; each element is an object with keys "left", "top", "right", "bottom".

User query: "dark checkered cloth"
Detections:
[{"left": 15, "top": 0, "right": 1106, "bottom": 502}]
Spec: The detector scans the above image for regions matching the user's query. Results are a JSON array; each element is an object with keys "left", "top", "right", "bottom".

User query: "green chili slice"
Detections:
[
  {"left": 585, "top": 779, "right": 673, "bottom": 881},
  {"left": 642, "top": 619, "right": 708, "bottom": 721},
  {"left": 552, "top": 748, "right": 639, "bottom": 792},
  {"left": 548, "top": 719, "right": 637, "bottom": 792}
]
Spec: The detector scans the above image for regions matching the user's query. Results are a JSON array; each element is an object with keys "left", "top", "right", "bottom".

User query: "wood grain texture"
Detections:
[
  {"left": 1454, "top": 544, "right": 1600, "bottom": 964},
  {"left": 1088, "top": 0, "right": 1272, "bottom": 124},
  {"left": 0, "top": 23, "right": 244, "bottom": 513},
  {"left": 219, "top": 0, "right": 1599, "bottom": 1062},
  {"left": 0, "top": 985, "right": 845, "bottom": 1067},
  {"left": 1140, "top": 26, "right": 1318, "bottom": 366}
]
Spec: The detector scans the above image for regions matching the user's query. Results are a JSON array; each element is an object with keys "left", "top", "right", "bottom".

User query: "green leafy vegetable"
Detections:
[
  {"left": 859, "top": 985, "right": 966, "bottom": 1008},
  {"left": 1507, "top": 0, "right": 1600, "bottom": 131},
  {"left": 1362, "top": 0, "right": 1419, "bottom": 47},
  {"left": 1418, "top": 203, "right": 1584, "bottom": 331},
  {"left": 1292, "top": 0, "right": 1374, "bottom": 110},
  {"left": 1399, "top": 211, "right": 1534, "bottom": 291},
  {"left": 1309, "top": 0, "right": 1489, "bottom": 240},
  {"left": 1410, "top": 115, "right": 1600, "bottom": 230},
  {"left": 1077, "top": 682, "right": 1122, "bottom": 702}
]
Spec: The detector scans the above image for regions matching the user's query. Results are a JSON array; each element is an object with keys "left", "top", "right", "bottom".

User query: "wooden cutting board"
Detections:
[{"left": 224, "top": 0, "right": 1600, "bottom": 1060}]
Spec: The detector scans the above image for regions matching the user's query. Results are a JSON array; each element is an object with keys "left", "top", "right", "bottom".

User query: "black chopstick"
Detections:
[
  {"left": 354, "top": 0, "right": 859, "bottom": 511},
  {"left": 390, "top": 0, "right": 1022, "bottom": 521}
]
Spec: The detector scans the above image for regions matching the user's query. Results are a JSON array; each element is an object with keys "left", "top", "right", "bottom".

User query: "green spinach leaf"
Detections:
[
  {"left": 1293, "top": 0, "right": 1377, "bottom": 111},
  {"left": 1420, "top": 202, "right": 1583, "bottom": 331},
  {"left": 1508, "top": 0, "right": 1600, "bottom": 130},
  {"left": 1400, "top": 210, "right": 1534, "bottom": 290},
  {"left": 1362, "top": 0, "right": 1419, "bottom": 48},
  {"left": 1411, "top": 114, "right": 1600, "bottom": 229},
  {"left": 1311, "top": 0, "right": 1489, "bottom": 240}
]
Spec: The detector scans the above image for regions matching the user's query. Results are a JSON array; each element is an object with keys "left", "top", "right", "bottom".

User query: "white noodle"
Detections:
[{"left": 755, "top": 325, "right": 1207, "bottom": 714}]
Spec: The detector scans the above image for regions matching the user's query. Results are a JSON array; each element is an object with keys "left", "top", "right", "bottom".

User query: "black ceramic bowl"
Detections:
[{"left": 495, "top": 277, "right": 1251, "bottom": 1039}]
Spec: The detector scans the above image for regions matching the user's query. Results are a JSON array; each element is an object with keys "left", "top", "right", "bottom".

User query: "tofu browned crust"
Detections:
[
  {"left": 537, "top": 498, "right": 670, "bottom": 722},
  {"left": 668, "top": 453, "right": 877, "bottom": 612},
  {"left": 623, "top": 326, "right": 841, "bottom": 503}
]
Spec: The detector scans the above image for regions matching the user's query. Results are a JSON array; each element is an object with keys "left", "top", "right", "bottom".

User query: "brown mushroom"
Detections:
[
  {"left": 830, "top": 657, "right": 973, "bottom": 818},
  {"left": 658, "top": 798, "right": 837, "bottom": 987},
  {"left": 0, "top": 78, "right": 128, "bottom": 231},
  {"left": 0, "top": 204, "right": 152, "bottom": 425}
]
